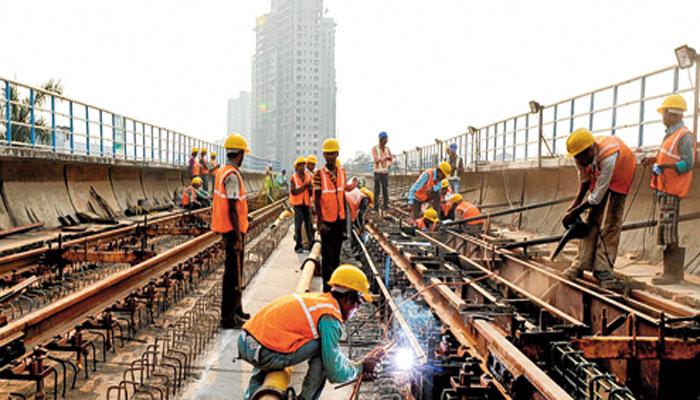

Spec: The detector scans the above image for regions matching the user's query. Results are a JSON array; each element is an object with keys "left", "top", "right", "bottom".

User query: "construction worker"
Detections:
[
  {"left": 211, "top": 133, "right": 251, "bottom": 329},
  {"left": 238, "top": 265, "right": 381, "bottom": 400},
  {"left": 438, "top": 179, "right": 453, "bottom": 219},
  {"left": 264, "top": 164, "right": 275, "bottom": 203},
  {"left": 290, "top": 156, "right": 314, "bottom": 253},
  {"left": 314, "top": 138, "right": 347, "bottom": 292},
  {"left": 408, "top": 161, "right": 452, "bottom": 219},
  {"left": 646, "top": 95, "right": 695, "bottom": 284},
  {"left": 209, "top": 151, "right": 219, "bottom": 195},
  {"left": 371, "top": 131, "right": 393, "bottom": 211},
  {"left": 414, "top": 208, "right": 439, "bottom": 232},
  {"left": 346, "top": 179, "right": 373, "bottom": 229},
  {"left": 181, "top": 177, "right": 210, "bottom": 209},
  {"left": 188, "top": 147, "right": 200, "bottom": 179},
  {"left": 199, "top": 148, "right": 210, "bottom": 192},
  {"left": 306, "top": 154, "right": 317, "bottom": 213},
  {"left": 276, "top": 168, "right": 289, "bottom": 192},
  {"left": 445, "top": 194, "right": 482, "bottom": 225},
  {"left": 444, "top": 143, "right": 464, "bottom": 193},
  {"left": 561, "top": 128, "right": 636, "bottom": 288}
]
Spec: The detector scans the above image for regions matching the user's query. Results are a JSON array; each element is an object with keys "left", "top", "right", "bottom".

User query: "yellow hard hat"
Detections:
[
  {"left": 224, "top": 133, "right": 251, "bottom": 154},
  {"left": 306, "top": 154, "right": 318, "bottom": 164},
  {"left": 190, "top": 147, "right": 199, "bottom": 154},
  {"left": 360, "top": 187, "right": 374, "bottom": 206},
  {"left": 423, "top": 208, "right": 439, "bottom": 223},
  {"left": 440, "top": 179, "right": 450, "bottom": 189},
  {"left": 210, "top": 151, "right": 217, "bottom": 158},
  {"left": 200, "top": 148, "right": 207, "bottom": 154},
  {"left": 438, "top": 161, "right": 452, "bottom": 177},
  {"left": 191, "top": 177, "right": 203, "bottom": 185},
  {"left": 566, "top": 128, "right": 595, "bottom": 158},
  {"left": 327, "top": 264, "right": 373, "bottom": 302},
  {"left": 294, "top": 156, "right": 307, "bottom": 167},
  {"left": 658, "top": 94, "right": 687, "bottom": 114},
  {"left": 449, "top": 193, "right": 463, "bottom": 204},
  {"left": 322, "top": 138, "right": 340, "bottom": 153}
]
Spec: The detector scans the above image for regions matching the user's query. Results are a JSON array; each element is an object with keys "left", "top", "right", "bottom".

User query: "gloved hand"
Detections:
[
  {"left": 360, "top": 351, "right": 383, "bottom": 381},
  {"left": 652, "top": 163, "right": 662, "bottom": 176}
]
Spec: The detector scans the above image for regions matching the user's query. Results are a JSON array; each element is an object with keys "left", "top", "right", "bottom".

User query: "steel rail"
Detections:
[{"left": 365, "top": 223, "right": 570, "bottom": 400}]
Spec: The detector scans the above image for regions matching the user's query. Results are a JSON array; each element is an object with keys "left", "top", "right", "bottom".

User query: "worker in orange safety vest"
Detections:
[
  {"left": 644, "top": 94, "right": 695, "bottom": 284},
  {"left": 560, "top": 128, "right": 636, "bottom": 289},
  {"left": 408, "top": 161, "right": 452, "bottom": 219},
  {"left": 438, "top": 179, "right": 453, "bottom": 219},
  {"left": 211, "top": 133, "right": 251, "bottom": 329},
  {"left": 181, "top": 177, "right": 210, "bottom": 209},
  {"left": 290, "top": 156, "right": 314, "bottom": 253},
  {"left": 189, "top": 147, "right": 200, "bottom": 179},
  {"left": 414, "top": 208, "right": 439, "bottom": 232},
  {"left": 445, "top": 194, "right": 482, "bottom": 226}
]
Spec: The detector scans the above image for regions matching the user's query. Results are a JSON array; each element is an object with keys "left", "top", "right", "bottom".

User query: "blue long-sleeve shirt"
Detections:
[
  {"left": 408, "top": 169, "right": 441, "bottom": 204},
  {"left": 318, "top": 315, "right": 361, "bottom": 383}
]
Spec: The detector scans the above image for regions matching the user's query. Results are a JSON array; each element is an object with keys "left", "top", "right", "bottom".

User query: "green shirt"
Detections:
[{"left": 318, "top": 315, "right": 361, "bottom": 383}]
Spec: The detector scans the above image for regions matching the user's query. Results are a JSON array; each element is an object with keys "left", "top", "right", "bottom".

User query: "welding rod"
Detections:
[{"left": 442, "top": 196, "right": 574, "bottom": 227}]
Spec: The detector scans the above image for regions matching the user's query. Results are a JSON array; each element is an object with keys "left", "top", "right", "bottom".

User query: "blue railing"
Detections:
[
  {"left": 0, "top": 76, "right": 278, "bottom": 173},
  {"left": 391, "top": 61, "right": 697, "bottom": 174}
]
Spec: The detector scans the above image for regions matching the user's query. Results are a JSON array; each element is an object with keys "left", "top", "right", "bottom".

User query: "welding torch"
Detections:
[{"left": 334, "top": 340, "right": 396, "bottom": 389}]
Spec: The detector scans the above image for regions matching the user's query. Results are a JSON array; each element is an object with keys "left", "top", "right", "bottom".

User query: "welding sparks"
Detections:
[{"left": 394, "top": 347, "right": 415, "bottom": 371}]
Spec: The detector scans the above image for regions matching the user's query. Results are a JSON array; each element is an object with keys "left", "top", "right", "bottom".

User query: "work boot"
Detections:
[
  {"left": 652, "top": 246, "right": 685, "bottom": 285},
  {"left": 220, "top": 315, "right": 246, "bottom": 330},
  {"left": 236, "top": 309, "right": 251, "bottom": 320},
  {"left": 561, "top": 266, "right": 583, "bottom": 280}
]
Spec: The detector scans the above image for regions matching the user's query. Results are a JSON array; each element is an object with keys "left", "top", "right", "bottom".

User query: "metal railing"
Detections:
[
  {"left": 0, "top": 76, "right": 278, "bottom": 173},
  {"left": 389, "top": 62, "right": 697, "bottom": 174}
]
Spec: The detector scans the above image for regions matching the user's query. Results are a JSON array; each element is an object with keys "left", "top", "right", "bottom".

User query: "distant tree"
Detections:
[
  {"left": 344, "top": 150, "right": 373, "bottom": 176},
  {"left": 0, "top": 79, "right": 64, "bottom": 145}
]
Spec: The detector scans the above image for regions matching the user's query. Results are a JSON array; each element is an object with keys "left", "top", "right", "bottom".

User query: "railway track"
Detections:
[
  {"left": 356, "top": 207, "right": 700, "bottom": 400},
  {"left": 0, "top": 199, "right": 288, "bottom": 399}
]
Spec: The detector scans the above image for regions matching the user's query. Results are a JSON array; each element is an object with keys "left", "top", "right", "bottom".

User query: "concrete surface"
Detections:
[{"left": 179, "top": 225, "right": 352, "bottom": 400}]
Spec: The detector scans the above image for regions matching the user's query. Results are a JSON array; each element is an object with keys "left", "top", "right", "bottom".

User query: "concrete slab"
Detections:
[{"left": 179, "top": 225, "right": 352, "bottom": 400}]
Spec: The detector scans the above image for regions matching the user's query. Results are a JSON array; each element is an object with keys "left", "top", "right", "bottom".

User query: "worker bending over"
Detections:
[
  {"left": 346, "top": 178, "right": 373, "bottom": 230},
  {"left": 646, "top": 95, "right": 695, "bottom": 284},
  {"left": 314, "top": 139, "right": 347, "bottom": 292},
  {"left": 181, "top": 177, "right": 210, "bottom": 209},
  {"left": 199, "top": 148, "right": 210, "bottom": 192},
  {"left": 561, "top": 128, "right": 636, "bottom": 288},
  {"left": 238, "top": 265, "right": 381, "bottom": 400},
  {"left": 290, "top": 156, "right": 314, "bottom": 253},
  {"left": 445, "top": 194, "right": 482, "bottom": 225},
  {"left": 438, "top": 179, "right": 453, "bottom": 219},
  {"left": 414, "top": 208, "right": 439, "bottom": 232},
  {"left": 444, "top": 143, "right": 464, "bottom": 193},
  {"left": 408, "top": 161, "right": 452, "bottom": 218},
  {"left": 371, "top": 131, "right": 393, "bottom": 211},
  {"left": 211, "top": 133, "right": 251, "bottom": 329}
]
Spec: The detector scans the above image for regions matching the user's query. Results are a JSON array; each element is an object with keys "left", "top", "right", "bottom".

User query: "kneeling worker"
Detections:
[
  {"left": 446, "top": 194, "right": 482, "bottom": 224},
  {"left": 238, "top": 265, "right": 381, "bottom": 400},
  {"left": 408, "top": 162, "right": 452, "bottom": 218},
  {"left": 181, "top": 177, "right": 210, "bottom": 209},
  {"left": 561, "top": 128, "right": 636, "bottom": 288},
  {"left": 414, "top": 207, "right": 440, "bottom": 232}
]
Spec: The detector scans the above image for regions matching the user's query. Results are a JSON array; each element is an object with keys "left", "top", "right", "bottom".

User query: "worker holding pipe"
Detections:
[
  {"left": 290, "top": 156, "right": 314, "bottom": 253},
  {"left": 645, "top": 95, "right": 695, "bottom": 285},
  {"left": 371, "top": 131, "right": 393, "bottom": 211},
  {"left": 211, "top": 133, "right": 251, "bottom": 329},
  {"left": 188, "top": 147, "right": 200, "bottom": 180},
  {"left": 561, "top": 128, "right": 636, "bottom": 288},
  {"left": 314, "top": 139, "right": 347, "bottom": 292},
  {"left": 181, "top": 177, "right": 210, "bottom": 209},
  {"left": 408, "top": 161, "right": 452, "bottom": 219},
  {"left": 414, "top": 208, "right": 440, "bottom": 232},
  {"left": 444, "top": 143, "right": 464, "bottom": 193},
  {"left": 199, "top": 148, "right": 210, "bottom": 192},
  {"left": 238, "top": 265, "right": 381, "bottom": 400},
  {"left": 445, "top": 194, "right": 482, "bottom": 225}
]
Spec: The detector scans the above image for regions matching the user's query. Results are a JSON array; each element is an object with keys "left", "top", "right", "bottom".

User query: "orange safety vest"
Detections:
[
  {"left": 243, "top": 292, "right": 343, "bottom": 354},
  {"left": 210, "top": 161, "right": 219, "bottom": 176},
  {"left": 345, "top": 188, "right": 366, "bottom": 222},
  {"left": 181, "top": 186, "right": 196, "bottom": 207},
  {"left": 190, "top": 157, "right": 200, "bottom": 176},
  {"left": 289, "top": 172, "right": 312, "bottom": 206},
  {"left": 414, "top": 168, "right": 437, "bottom": 202},
  {"left": 414, "top": 217, "right": 435, "bottom": 232},
  {"left": 584, "top": 136, "right": 636, "bottom": 196},
  {"left": 651, "top": 126, "right": 695, "bottom": 198},
  {"left": 454, "top": 200, "right": 482, "bottom": 224},
  {"left": 319, "top": 166, "right": 346, "bottom": 223},
  {"left": 440, "top": 187, "right": 453, "bottom": 217},
  {"left": 200, "top": 158, "right": 209, "bottom": 175},
  {"left": 211, "top": 165, "right": 249, "bottom": 234}
]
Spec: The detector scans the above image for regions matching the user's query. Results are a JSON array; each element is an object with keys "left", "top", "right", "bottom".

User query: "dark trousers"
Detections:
[
  {"left": 373, "top": 173, "right": 389, "bottom": 209},
  {"left": 221, "top": 231, "right": 244, "bottom": 323},
  {"left": 320, "top": 220, "right": 345, "bottom": 292},
  {"left": 293, "top": 205, "right": 314, "bottom": 250}
]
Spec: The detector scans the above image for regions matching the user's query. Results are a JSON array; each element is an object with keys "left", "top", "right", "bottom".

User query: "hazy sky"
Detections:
[{"left": 2, "top": 0, "right": 699, "bottom": 161}]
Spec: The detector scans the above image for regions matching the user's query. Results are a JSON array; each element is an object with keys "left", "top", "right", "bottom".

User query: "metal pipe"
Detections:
[{"left": 442, "top": 196, "right": 574, "bottom": 227}]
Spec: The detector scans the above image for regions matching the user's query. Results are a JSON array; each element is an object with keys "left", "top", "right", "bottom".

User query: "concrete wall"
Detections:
[
  {"left": 0, "top": 148, "right": 268, "bottom": 229},
  {"left": 385, "top": 159, "right": 700, "bottom": 273}
]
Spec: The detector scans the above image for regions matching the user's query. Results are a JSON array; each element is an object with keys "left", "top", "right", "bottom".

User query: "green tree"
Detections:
[{"left": 0, "top": 79, "right": 64, "bottom": 145}]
